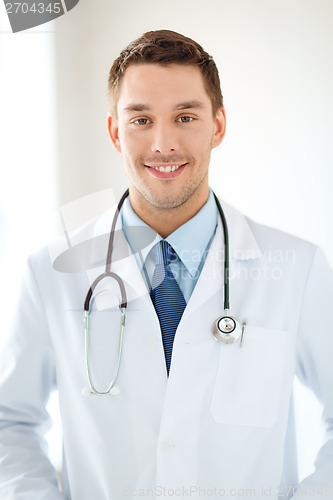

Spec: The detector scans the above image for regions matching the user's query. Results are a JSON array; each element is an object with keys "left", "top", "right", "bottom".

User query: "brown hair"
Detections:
[{"left": 108, "top": 29, "right": 223, "bottom": 117}]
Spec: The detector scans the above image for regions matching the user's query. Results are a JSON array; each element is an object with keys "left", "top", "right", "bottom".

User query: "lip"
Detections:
[{"left": 145, "top": 163, "right": 187, "bottom": 179}]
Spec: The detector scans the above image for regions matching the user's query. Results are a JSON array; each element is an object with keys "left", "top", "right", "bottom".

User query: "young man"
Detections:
[{"left": 0, "top": 30, "right": 332, "bottom": 500}]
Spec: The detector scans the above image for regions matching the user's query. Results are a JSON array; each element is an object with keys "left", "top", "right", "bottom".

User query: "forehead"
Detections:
[{"left": 117, "top": 63, "right": 212, "bottom": 113}]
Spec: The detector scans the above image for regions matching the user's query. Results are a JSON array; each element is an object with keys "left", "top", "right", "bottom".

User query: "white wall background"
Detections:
[
  {"left": 0, "top": 1, "right": 60, "bottom": 469},
  {"left": 0, "top": 8, "right": 57, "bottom": 335},
  {"left": 54, "top": 0, "right": 333, "bottom": 261},
  {"left": 1, "top": 0, "right": 332, "bottom": 484}
]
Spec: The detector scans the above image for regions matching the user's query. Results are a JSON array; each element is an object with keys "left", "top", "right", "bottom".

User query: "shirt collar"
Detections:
[
  {"left": 50, "top": 190, "right": 263, "bottom": 276},
  {"left": 166, "top": 190, "right": 217, "bottom": 276},
  {"left": 121, "top": 190, "right": 218, "bottom": 277},
  {"left": 121, "top": 198, "right": 159, "bottom": 270}
]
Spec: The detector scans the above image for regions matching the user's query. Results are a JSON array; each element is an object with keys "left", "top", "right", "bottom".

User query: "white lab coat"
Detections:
[{"left": 0, "top": 198, "right": 333, "bottom": 500}]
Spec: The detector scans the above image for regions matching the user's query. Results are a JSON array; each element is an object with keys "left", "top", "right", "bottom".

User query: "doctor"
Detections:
[{"left": 0, "top": 29, "right": 333, "bottom": 499}]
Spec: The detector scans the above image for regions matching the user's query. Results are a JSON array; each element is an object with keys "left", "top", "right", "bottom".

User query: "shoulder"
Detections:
[
  {"left": 28, "top": 206, "right": 116, "bottom": 276},
  {"left": 219, "top": 197, "right": 317, "bottom": 267}
]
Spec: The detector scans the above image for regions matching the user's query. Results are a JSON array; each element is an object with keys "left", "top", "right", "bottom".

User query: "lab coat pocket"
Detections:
[{"left": 210, "top": 325, "right": 290, "bottom": 428}]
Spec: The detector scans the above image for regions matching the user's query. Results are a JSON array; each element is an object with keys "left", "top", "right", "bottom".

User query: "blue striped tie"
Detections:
[{"left": 150, "top": 241, "right": 186, "bottom": 375}]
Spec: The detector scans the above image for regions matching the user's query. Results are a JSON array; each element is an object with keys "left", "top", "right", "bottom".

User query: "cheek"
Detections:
[
  {"left": 184, "top": 124, "right": 214, "bottom": 147},
  {"left": 186, "top": 133, "right": 213, "bottom": 159},
  {"left": 119, "top": 130, "right": 147, "bottom": 157}
]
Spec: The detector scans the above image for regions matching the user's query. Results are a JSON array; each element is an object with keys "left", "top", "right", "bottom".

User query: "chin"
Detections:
[{"left": 144, "top": 188, "right": 196, "bottom": 210}]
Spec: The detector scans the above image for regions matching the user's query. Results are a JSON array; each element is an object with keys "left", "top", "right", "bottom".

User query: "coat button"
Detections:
[{"left": 160, "top": 439, "right": 176, "bottom": 452}]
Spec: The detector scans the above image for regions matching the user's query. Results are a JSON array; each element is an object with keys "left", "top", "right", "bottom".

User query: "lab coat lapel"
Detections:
[
  {"left": 182, "top": 199, "right": 263, "bottom": 319},
  {"left": 86, "top": 204, "right": 153, "bottom": 308},
  {"left": 69, "top": 197, "right": 263, "bottom": 313}
]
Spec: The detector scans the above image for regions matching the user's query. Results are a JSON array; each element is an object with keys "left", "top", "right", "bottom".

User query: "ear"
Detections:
[
  {"left": 211, "top": 107, "right": 226, "bottom": 149},
  {"left": 107, "top": 113, "right": 122, "bottom": 153}
]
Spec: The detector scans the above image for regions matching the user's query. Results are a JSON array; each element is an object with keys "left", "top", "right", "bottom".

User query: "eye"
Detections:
[
  {"left": 177, "top": 116, "right": 194, "bottom": 123},
  {"left": 133, "top": 118, "right": 152, "bottom": 125}
]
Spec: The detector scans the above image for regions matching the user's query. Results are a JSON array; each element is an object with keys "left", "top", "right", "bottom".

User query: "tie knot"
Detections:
[{"left": 157, "top": 240, "right": 176, "bottom": 267}]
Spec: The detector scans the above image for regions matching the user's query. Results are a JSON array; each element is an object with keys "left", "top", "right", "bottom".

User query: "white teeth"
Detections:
[{"left": 151, "top": 164, "right": 182, "bottom": 172}]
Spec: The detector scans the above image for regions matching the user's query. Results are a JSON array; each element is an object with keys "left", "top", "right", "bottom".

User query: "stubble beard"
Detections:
[
  {"left": 138, "top": 175, "right": 208, "bottom": 210},
  {"left": 128, "top": 152, "right": 210, "bottom": 211}
]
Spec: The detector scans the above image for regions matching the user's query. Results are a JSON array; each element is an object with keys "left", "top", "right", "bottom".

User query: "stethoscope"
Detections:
[{"left": 82, "top": 189, "right": 245, "bottom": 396}]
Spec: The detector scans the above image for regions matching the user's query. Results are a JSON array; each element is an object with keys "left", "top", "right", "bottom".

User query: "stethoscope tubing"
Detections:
[
  {"left": 84, "top": 303, "right": 126, "bottom": 395},
  {"left": 212, "top": 192, "right": 230, "bottom": 311},
  {"left": 84, "top": 189, "right": 129, "bottom": 312},
  {"left": 83, "top": 189, "right": 237, "bottom": 395}
]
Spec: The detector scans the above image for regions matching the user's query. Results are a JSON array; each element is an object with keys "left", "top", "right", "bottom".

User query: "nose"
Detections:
[{"left": 150, "top": 122, "right": 179, "bottom": 153}]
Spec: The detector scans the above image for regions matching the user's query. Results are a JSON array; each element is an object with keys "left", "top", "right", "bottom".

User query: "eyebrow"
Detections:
[
  {"left": 174, "top": 100, "right": 206, "bottom": 111},
  {"left": 122, "top": 100, "right": 206, "bottom": 113},
  {"left": 123, "top": 104, "right": 151, "bottom": 113}
]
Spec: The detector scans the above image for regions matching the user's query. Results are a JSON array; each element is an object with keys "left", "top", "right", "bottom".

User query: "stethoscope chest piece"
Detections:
[{"left": 212, "top": 313, "right": 242, "bottom": 344}]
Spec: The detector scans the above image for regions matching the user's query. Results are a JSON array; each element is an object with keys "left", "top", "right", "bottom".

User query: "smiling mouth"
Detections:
[{"left": 145, "top": 163, "right": 186, "bottom": 172}]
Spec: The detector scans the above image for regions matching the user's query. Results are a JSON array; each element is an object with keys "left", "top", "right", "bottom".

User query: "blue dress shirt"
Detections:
[{"left": 121, "top": 189, "right": 218, "bottom": 303}]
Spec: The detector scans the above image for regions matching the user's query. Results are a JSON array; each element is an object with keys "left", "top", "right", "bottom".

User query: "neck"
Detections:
[{"left": 129, "top": 187, "right": 209, "bottom": 238}]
